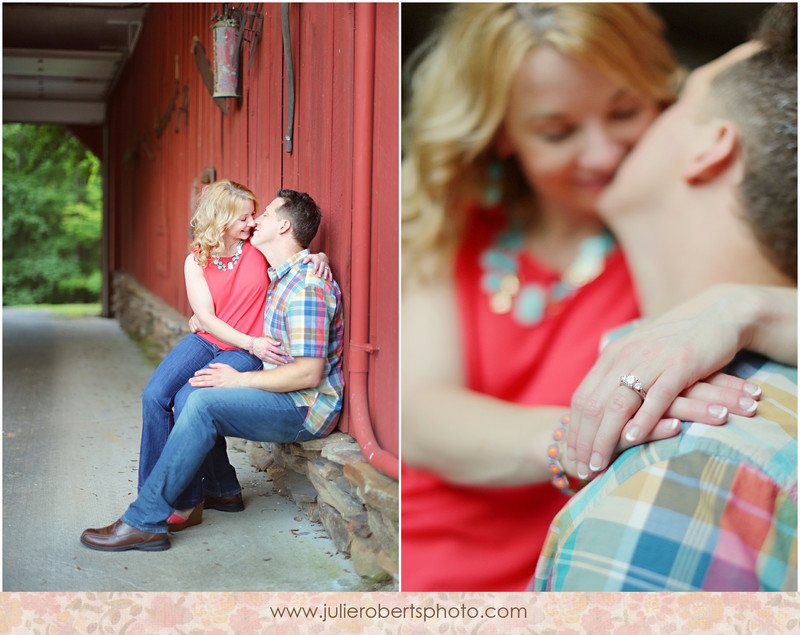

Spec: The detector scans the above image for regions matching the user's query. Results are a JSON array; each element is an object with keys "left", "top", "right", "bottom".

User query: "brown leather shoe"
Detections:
[
  {"left": 203, "top": 492, "right": 244, "bottom": 512},
  {"left": 80, "top": 519, "right": 170, "bottom": 552},
  {"left": 167, "top": 503, "right": 203, "bottom": 533}
]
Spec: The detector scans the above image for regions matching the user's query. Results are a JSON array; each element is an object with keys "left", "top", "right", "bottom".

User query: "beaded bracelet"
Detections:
[
  {"left": 248, "top": 336, "right": 256, "bottom": 355},
  {"left": 547, "top": 414, "right": 587, "bottom": 496}
]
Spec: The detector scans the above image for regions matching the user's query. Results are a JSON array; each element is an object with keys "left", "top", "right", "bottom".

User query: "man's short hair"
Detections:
[
  {"left": 275, "top": 189, "right": 322, "bottom": 248},
  {"left": 709, "top": 3, "right": 797, "bottom": 280}
]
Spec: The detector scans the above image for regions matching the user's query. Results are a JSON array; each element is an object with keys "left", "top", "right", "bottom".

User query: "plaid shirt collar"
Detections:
[{"left": 268, "top": 249, "right": 310, "bottom": 283}]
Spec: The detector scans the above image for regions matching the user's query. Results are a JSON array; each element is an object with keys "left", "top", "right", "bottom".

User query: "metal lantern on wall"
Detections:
[{"left": 211, "top": 11, "right": 241, "bottom": 98}]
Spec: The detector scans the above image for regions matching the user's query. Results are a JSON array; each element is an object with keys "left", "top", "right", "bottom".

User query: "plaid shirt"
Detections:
[
  {"left": 263, "top": 250, "right": 345, "bottom": 437},
  {"left": 533, "top": 353, "right": 797, "bottom": 591}
]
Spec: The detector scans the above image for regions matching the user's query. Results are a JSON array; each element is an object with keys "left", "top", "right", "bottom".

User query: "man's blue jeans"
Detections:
[
  {"left": 123, "top": 386, "right": 315, "bottom": 533},
  {"left": 138, "top": 334, "right": 264, "bottom": 509}
]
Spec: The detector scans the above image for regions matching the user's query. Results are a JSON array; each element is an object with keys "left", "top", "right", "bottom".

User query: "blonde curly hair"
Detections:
[
  {"left": 189, "top": 179, "right": 257, "bottom": 268},
  {"left": 402, "top": 3, "right": 684, "bottom": 281}
]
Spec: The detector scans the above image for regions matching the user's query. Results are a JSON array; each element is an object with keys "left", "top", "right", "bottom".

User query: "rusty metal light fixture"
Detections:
[
  {"left": 210, "top": 4, "right": 263, "bottom": 100},
  {"left": 211, "top": 6, "right": 242, "bottom": 98}
]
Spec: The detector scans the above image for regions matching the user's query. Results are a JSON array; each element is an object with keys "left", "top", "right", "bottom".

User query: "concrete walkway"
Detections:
[{"left": 2, "top": 308, "right": 374, "bottom": 592}]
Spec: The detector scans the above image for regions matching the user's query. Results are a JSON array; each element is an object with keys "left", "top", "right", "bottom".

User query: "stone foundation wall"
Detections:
[
  {"left": 113, "top": 272, "right": 190, "bottom": 360},
  {"left": 255, "top": 434, "right": 398, "bottom": 583},
  {"left": 112, "top": 271, "right": 398, "bottom": 586}
]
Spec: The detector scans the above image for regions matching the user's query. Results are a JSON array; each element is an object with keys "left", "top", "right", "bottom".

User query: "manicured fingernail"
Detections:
[
  {"left": 743, "top": 382, "right": 761, "bottom": 398},
  {"left": 625, "top": 426, "right": 640, "bottom": 443},
  {"left": 576, "top": 463, "right": 589, "bottom": 479},
  {"left": 566, "top": 446, "right": 575, "bottom": 462},
  {"left": 589, "top": 452, "right": 603, "bottom": 471},
  {"left": 739, "top": 397, "right": 757, "bottom": 414},
  {"left": 667, "top": 418, "right": 680, "bottom": 431},
  {"left": 709, "top": 405, "right": 728, "bottom": 419}
]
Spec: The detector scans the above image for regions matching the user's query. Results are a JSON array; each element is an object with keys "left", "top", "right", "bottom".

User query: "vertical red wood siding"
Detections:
[{"left": 107, "top": 3, "right": 398, "bottom": 457}]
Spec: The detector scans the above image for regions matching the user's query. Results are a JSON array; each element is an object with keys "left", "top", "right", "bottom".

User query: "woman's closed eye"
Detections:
[
  {"left": 609, "top": 105, "right": 643, "bottom": 121},
  {"left": 537, "top": 124, "right": 576, "bottom": 143},
  {"left": 607, "top": 92, "right": 649, "bottom": 121}
]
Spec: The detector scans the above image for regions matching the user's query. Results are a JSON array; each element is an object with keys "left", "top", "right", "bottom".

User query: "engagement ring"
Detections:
[{"left": 619, "top": 374, "right": 647, "bottom": 400}]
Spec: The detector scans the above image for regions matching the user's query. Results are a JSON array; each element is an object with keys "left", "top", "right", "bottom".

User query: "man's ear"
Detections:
[
  {"left": 278, "top": 218, "right": 292, "bottom": 236},
  {"left": 683, "top": 122, "right": 740, "bottom": 185}
]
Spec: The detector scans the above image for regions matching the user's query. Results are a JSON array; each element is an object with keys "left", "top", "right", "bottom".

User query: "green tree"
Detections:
[{"left": 3, "top": 123, "right": 102, "bottom": 304}]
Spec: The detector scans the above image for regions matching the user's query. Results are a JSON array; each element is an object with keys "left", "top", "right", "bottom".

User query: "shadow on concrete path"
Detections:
[{"left": 2, "top": 308, "right": 373, "bottom": 592}]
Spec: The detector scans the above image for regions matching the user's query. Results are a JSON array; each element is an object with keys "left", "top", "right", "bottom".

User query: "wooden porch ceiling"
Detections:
[{"left": 3, "top": 2, "right": 149, "bottom": 125}]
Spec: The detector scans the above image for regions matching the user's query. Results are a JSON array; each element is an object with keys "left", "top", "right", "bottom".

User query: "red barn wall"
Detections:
[{"left": 106, "top": 2, "right": 398, "bottom": 457}]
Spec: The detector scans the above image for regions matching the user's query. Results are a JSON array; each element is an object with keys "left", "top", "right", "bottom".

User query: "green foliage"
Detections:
[
  {"left": 3, "top": 123, "right": 102, "bottom": 305},
  {"left": 10, "top": 303, "right": 101, "bottom": 317}
]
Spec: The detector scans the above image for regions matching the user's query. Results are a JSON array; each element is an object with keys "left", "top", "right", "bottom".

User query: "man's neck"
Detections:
[
  {"left": 260, "top": 241, "right": 303, "bottom": 270},
  {"left": 613, "top": 199, "right": 792, "bottom": 317}
]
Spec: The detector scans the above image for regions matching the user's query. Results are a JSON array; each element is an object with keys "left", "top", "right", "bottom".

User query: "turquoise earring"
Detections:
[{"left": 483, "top": 159, "right": 505, "bottom": 207}]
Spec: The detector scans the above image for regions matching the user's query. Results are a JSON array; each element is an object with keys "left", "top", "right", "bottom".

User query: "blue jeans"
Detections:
[
  {"left": 138, "top": 334, "right": 264, "bottom": 509},
  {"left": 123, "top": 386, "right": 314, "bottom": 532}
]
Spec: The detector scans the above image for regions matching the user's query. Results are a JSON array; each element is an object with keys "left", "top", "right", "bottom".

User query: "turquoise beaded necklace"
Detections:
[
  {"left": 479, "top": 225, "right": 615, "bottom": 326},
  {"left": 212, "top": 240, "right": 243, "bottom": 271}
]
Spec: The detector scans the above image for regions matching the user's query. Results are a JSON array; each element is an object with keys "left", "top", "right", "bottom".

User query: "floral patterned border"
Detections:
[{"left": 1, "top": 592, "right": 798, "bottom": 633}]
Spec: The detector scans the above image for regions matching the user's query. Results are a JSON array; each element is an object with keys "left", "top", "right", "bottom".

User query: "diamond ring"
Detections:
[{"left": 619, "top": 374, "right": 647, "bottom": 400}]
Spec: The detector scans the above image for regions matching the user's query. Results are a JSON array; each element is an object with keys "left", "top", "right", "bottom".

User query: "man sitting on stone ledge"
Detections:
[{"left": 81, "top": 189, "right": 345, "bottom": 551}]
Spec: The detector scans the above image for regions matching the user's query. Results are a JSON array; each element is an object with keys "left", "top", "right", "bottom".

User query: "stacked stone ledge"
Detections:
[
  {"left": 263, "top": 433, "right": 398, "bottom": 583},
  {"left": 112, "top": 271, "right": 399, "bottom": 585},
  {"left": 113, "top": 272, "right": 190, "bottom": 359}
]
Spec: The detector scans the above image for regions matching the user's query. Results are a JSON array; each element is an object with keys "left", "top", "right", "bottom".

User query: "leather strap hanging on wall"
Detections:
[
  {"left": 155, "top": 55, "right": 181, "bottom": 137},
  {"left": 176, "top": 84, "right": 189, "bottom": 133},
  {"left": 281, "top": 3, "right": 295, "bottom": 153},
  {"left": 192, "top": 36, "right": 229, "bottom": 115}
]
